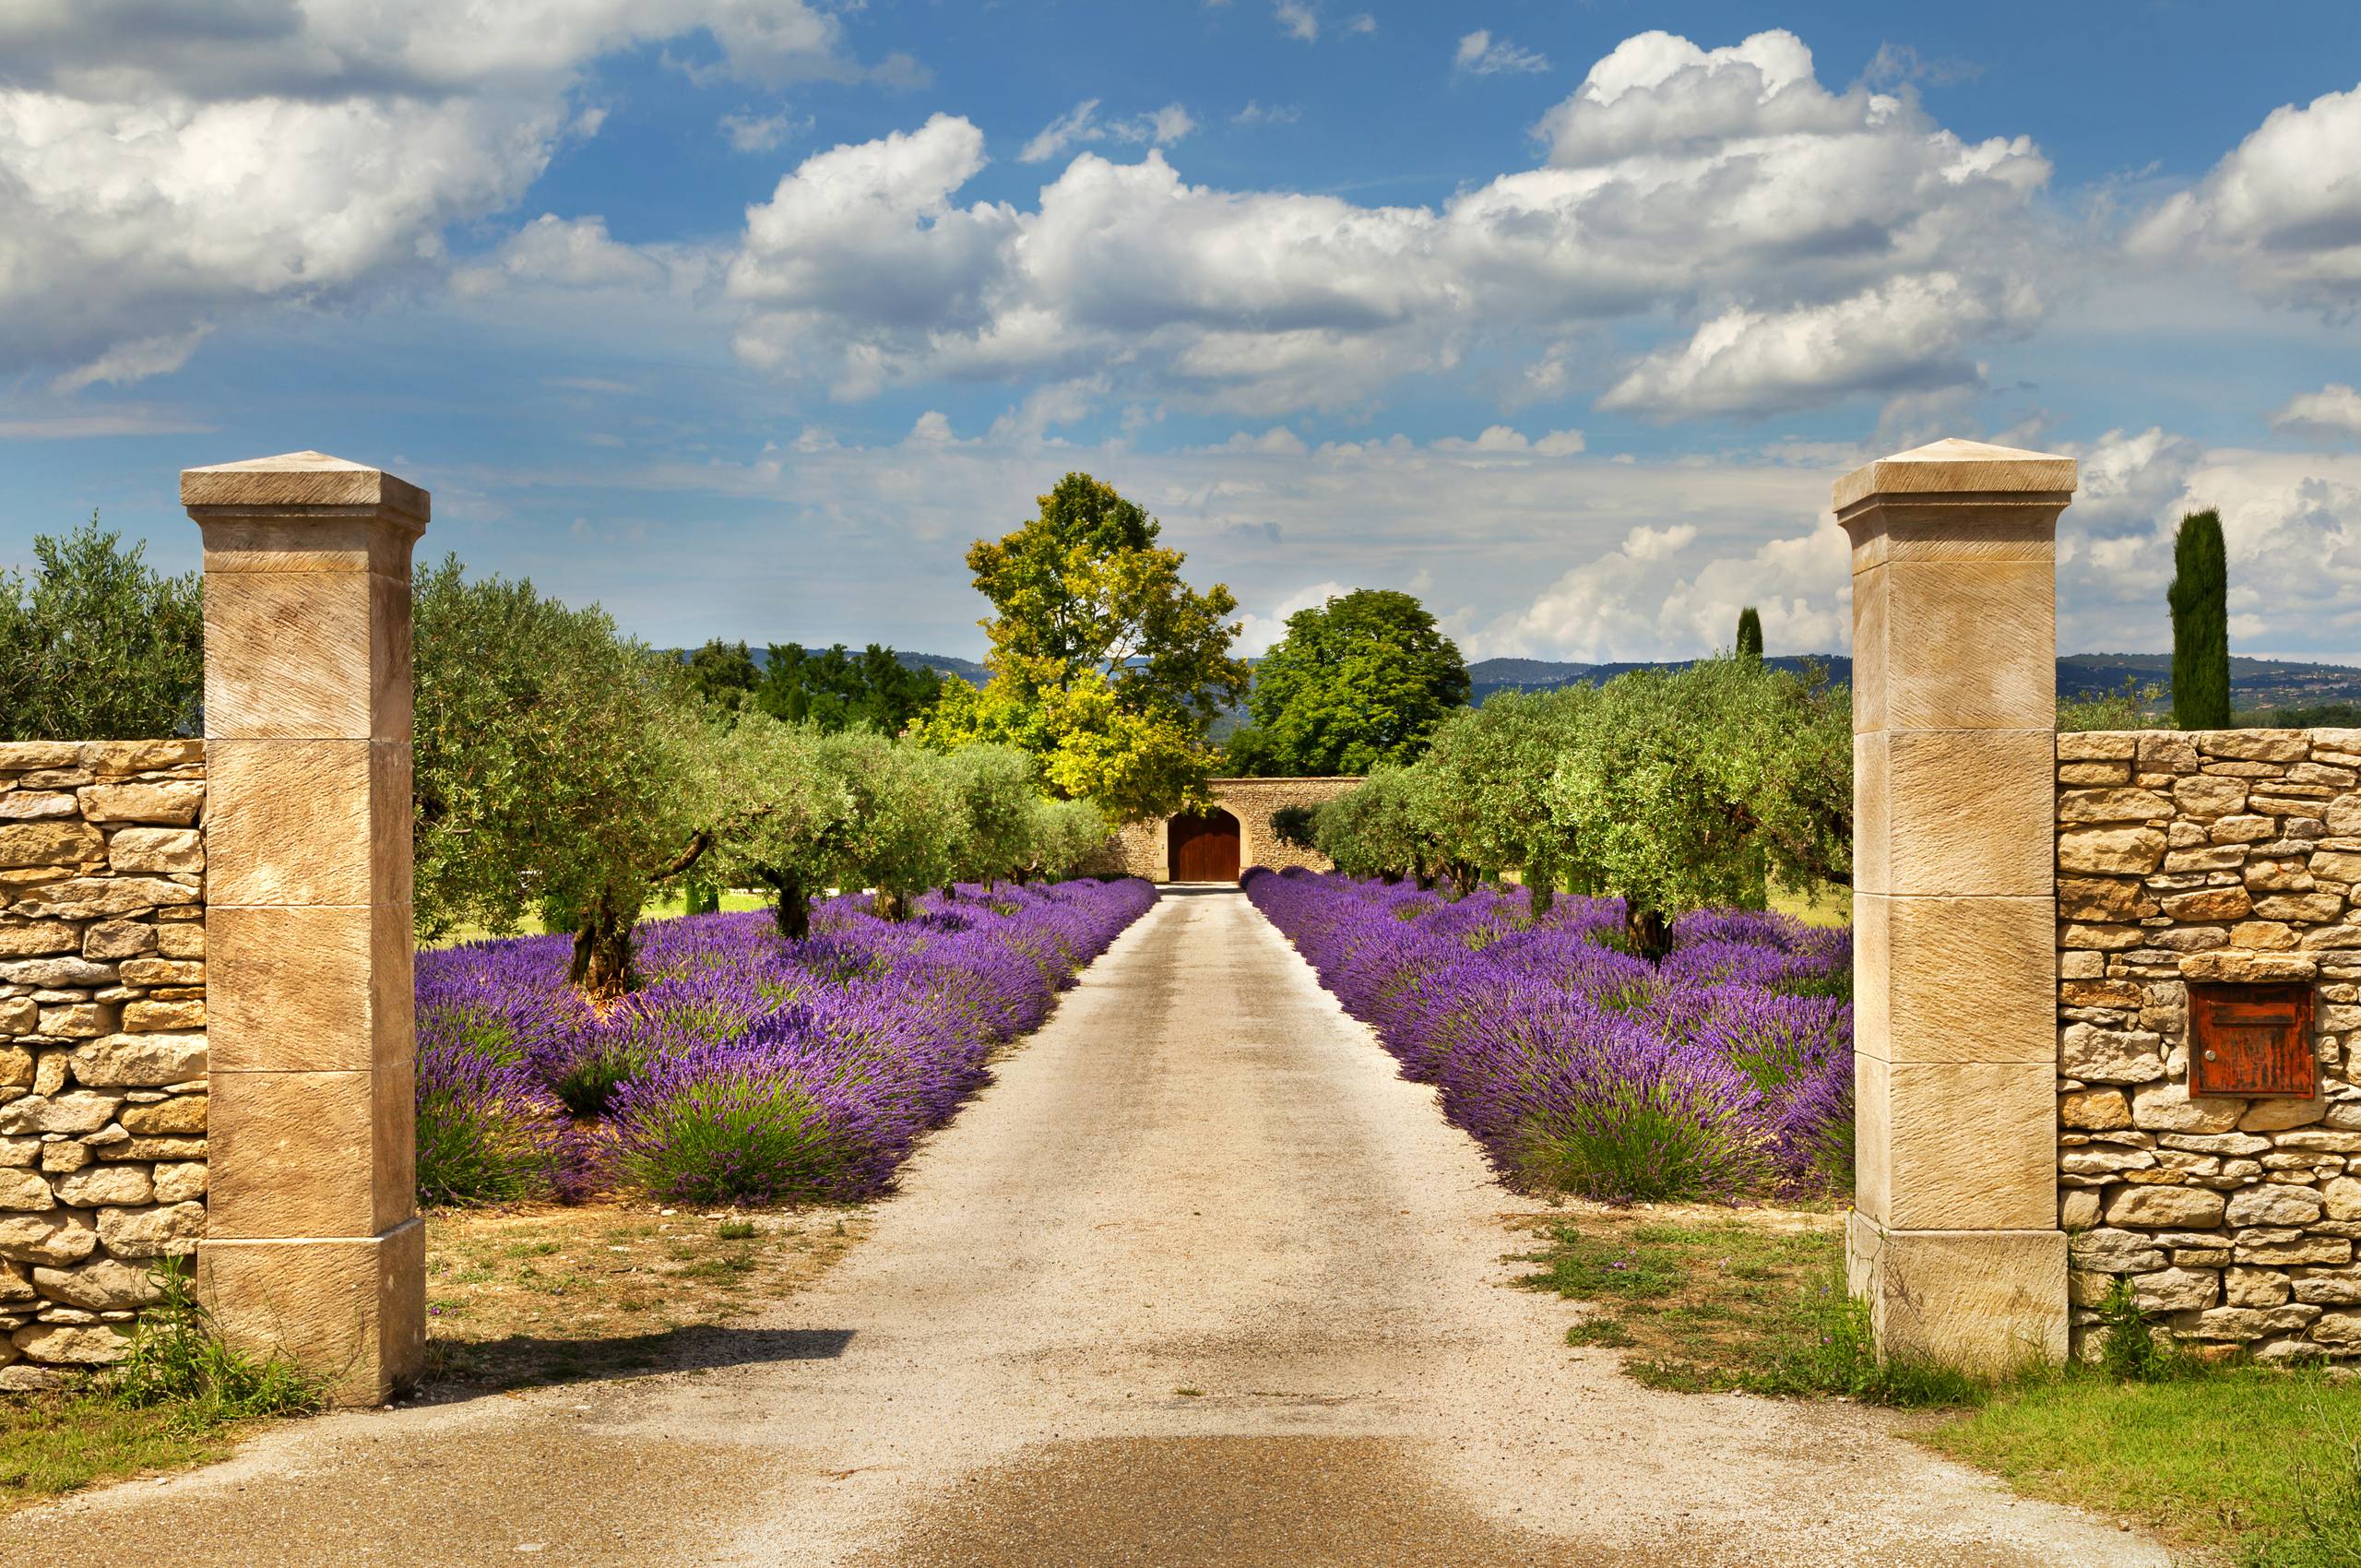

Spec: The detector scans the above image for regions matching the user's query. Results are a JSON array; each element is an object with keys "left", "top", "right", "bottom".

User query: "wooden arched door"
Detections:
[{"left": 1169, "top": 809, "right": 1241, "bottom": 882}]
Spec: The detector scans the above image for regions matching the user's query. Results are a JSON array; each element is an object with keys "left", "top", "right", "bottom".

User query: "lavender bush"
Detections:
[
  {"left": 417, "top": 878, "right": 1157, "bottom": 1206},
  {"left": 1244, "top": 868, "right": 1850, "bottom": 1203}
]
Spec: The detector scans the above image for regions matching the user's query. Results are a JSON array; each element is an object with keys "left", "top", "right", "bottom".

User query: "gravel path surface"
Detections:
[{"left": 21, "top": 885, "right": 2167, "bottom": 1565}]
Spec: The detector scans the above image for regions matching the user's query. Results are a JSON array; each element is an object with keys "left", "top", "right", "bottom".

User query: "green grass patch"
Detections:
[
  {"left": 0, "top": 1262, "right": 321, "bottom": 1515},
  {"left": 1516, "top": 1214, "right": 1973, "bottom": 1406},
  {"left": 1929, "top": 1368, "right": 2361, "bottom": 1565},
  {"left": 0, "top": 1395, "right": 242, "bottom": 1507},
  {"left": 1518, "top": 1206, "right": 2361, "bottom": 1562},
  {"left": 1767, "top": 879, "right": 1852, "bottom": 929}
]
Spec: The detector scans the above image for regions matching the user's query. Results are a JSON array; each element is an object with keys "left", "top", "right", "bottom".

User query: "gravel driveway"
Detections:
[{"left": 18, "top": 885, "right": 2167, "bottom": 1565}]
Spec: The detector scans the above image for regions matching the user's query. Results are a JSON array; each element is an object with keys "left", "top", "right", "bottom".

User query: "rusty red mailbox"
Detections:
[{"left": 2188, "top": 982, "right": 2318, "bottom": 1099}]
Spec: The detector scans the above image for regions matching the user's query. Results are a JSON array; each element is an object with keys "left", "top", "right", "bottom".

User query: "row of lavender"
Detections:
[
  {"left": 1244, "top": 868, "right": 1853, "bottom": 1201},
  {"left": 415, "top": 879, "right": 1157, "bottom": 1206}
]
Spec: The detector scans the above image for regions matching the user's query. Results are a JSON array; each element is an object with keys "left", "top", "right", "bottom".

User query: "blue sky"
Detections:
[{"left": 5, "top": 1, "right": 2361, "bottom": 662}]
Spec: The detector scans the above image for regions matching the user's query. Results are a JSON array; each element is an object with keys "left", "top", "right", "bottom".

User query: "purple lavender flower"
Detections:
[
  {"left": 418, "top": 877, "right": 1157, "bottom": 1206},
  {"left": 1246, "top": 867, "right": 1849, "bottom": 1203}
]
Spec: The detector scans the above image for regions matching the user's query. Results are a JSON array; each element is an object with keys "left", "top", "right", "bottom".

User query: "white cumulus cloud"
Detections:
[
  {"left": 2272, "top": 384, "right": 2361, "bottom": 441},
  {"left": 2130, "top": 80, "right": 2361, "bottom": 311},
  {"left": 0, "top": 0, "right": 866, "bottom": 386},
  {"left": 722, "top": 29, "right": 2056, "bottom": 421}
]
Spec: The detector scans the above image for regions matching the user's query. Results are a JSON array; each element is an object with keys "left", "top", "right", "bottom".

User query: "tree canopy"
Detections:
[
  {"left": 1227, "top": 588, "right": 1468, "bottom": 776},
  {"left": 757, "top": 642, "right": 943, "bottom": 732},
  {"left": 682, "top": 638, "right": 943, "bottom": 733},
  {"left": 923, "top": 473, "right": 1246, "bottom": 820},
  {"left": 965, "top": 473, "right": 1247, "bottom": 726},
  {"left": 0, "top": 514, "right": 202, "bottom": 741},
  {"left": 412, "top": 558, "right": 711, "bottom": 992},
  {"left": 1540, "top": 659, "right": 1849, "bottom": 956},
  {"left": 1311, "top": 657, "right": 1850, "bottom": 958}
]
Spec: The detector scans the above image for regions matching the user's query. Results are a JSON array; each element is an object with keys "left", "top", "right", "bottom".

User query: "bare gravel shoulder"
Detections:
[{"left": 11, "top": 887, "right": 2170, "bottom": 1565}]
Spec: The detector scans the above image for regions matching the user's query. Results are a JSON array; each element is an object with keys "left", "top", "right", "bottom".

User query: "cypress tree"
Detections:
[
  {"left": 1734, "top": 605, "right": 1767, "bottom": 908},
  {"left": 2168, "top": 509, "right": 2230, "bottom": 729}
]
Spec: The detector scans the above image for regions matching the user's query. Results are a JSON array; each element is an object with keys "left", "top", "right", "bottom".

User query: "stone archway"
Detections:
[{"left": 1168, "top": 809, "right": 1241, "bottom": 882}]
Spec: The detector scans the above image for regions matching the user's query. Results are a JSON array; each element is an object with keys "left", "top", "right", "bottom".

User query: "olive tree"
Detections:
[
  {"left": 821, "top": 730, "right": 962, "bottom": 920},
  {"left": 694, "top": 715, "right": 853, "bottom": 940},
  {"left": 0, "top": 515, "right": 203, "bottom": 741},
  {"left": 940, "top": 743, "right": 1042, "bottom": 886},
  {"left": 412, "top": 557, "right": 709, "bottom": 996},
  {"left": 1313, "top": 768, "right": 1439, "bottom": 885},
  {"left": 1026, "top": 795, "right": 1114, "bottom": 880},
  {"left": 1544, "top": 657, "right": 1849, "bottom": 958},
  {"left": 1413, "top": 686, "right": 1594, "bottom": 915}
]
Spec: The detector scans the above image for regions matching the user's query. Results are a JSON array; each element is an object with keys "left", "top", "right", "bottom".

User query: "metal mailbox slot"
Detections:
[{"left": 2187, "top": 981, "right": 2317, "bottom": 1099}]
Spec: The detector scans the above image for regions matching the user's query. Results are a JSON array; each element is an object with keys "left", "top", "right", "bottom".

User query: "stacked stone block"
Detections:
[
  {"left": 2058, "top": 728, "right": 2361, "bottom": 1360},
  {"left": 0, "top": 740, "right": 207, "bottom": 1386}
]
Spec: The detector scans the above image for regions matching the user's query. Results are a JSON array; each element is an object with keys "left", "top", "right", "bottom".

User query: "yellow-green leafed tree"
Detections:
[{"left": 923, "top": 473, "right": 1248, "bottom": 822}]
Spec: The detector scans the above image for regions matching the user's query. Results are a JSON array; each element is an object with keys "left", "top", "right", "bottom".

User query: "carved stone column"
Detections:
[
  {"left": 184, "top": 452, "right": 425, "bottom": 1405},
  {"left": 1840, "top": 438, "right": 2075, "bottom": 1372}
]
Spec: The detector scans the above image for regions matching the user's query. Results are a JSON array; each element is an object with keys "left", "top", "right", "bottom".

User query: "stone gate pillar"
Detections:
[
  {"left": 183, "top": 452, "right": 426, "bottom": 1404},
  {"left": 1840, "top": 438, "right": 2076, "bottom": 1372}
]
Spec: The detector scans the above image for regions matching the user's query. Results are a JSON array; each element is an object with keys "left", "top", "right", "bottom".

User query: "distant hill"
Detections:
[
  {"left": 692, "top": 644, "right": 990, "bottom": 685},
  {"left": 1468, "top": 655, "right": 1850, "bottom": 705},
  {"left": 2055, "top": 653, "right": 2361, "bottom": 713},
  {"left": 894, "top": 650, "right": 987, "bottom": 685},
  {"left": 1467, "top": 653, "right": 2361, "bottom": 714},
  {"left": 704, "top": 645, "right": 2361, "bottom": 719}
]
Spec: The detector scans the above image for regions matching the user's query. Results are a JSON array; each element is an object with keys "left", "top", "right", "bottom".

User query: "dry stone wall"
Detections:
[
  {"left": 2058, "top": 729, "right": 2361, "bottom": 1360},
  {"left": 1091, "top": 777, "right": 1358, "bottom": 880},
  {"left": 0, "top": 741, "right": 207, "bottom": 1387}
]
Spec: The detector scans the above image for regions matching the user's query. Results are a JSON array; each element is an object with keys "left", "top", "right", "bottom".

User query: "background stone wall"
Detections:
[
  {"left": 1091, "top": 777, "right": 1358, "bottom": 880},
  {"left": 2058, "top": 729, "right": 2361, "bottom": 1361},
  {"left": 0, "top": 741, "right": 207, "bottom": 1387}
]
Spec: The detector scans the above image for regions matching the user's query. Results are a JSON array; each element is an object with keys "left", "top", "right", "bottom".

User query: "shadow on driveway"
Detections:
[{"left": 414, "top": 1323, "right": 855, "bottom": 1405}]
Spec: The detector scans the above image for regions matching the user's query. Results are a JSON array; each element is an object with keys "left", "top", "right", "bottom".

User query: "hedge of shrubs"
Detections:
[
  {"left": 416, "top": 877, "right": 1157, "bottom": 1207},
  {"left": 1245, "top": 867, "right": 1852, "bottom": 1203}
]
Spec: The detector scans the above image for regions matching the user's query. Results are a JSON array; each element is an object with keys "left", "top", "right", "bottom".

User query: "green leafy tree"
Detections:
[
  {"left": 2169, "top": 509, "right": 2230, "bottom": 729},
  {"left": 756, "top": 642, "right": 943, "bottom": 734},
  {"left": 1026, "top": 795, "right": 1114, "bottom": 880},
  {"left": 943, "top": 742, "right": 1042, "bottom": 885},
  {"left": 684, "top": 639, "right": 762, "bottom": 712},
  {"left": 1412, "top": 686, "right": 1595, "bottom": 916},
  {"left": 1230, "top": 589, "right": 1469, "bottom": 777},
  {"left": 819, "top": 730, "right": 961, "bottom": 920},
  {"left": 1732, "top": 608, "right": 1767, "bottom": 901},
  {"left": 1314, "top": 768, "right": 1442, "bottom": 885},
  {"left": 0, "top": 514, "right": 202, "bottom": 741},
  {"left": 938, "top": 474, "right": 1246, "bottom": 818},
  {"left": 1736, "top": 606, "right": 1764, "bottom": 663},
  {"left": 695, "top": 714, "right": 853, "bottom": 940},
  {"left": 413, "top": 558, "right": 710, "bottom": 995},
  {"left": 1271, "top": 804, "right": 1320, "bottom": 849},
  {"left": 918, "top": 671, "right": 1215, "bottom": 822},
  {"left": 1542, "top": 658, "right": 1850, "bottom": 958}
]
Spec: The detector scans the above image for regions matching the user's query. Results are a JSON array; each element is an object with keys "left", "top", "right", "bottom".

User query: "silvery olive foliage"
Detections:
[
  {"left": 1313, "top": 656, "right": 1850, "bottom": 957},
  {"left": 0, "top": 514, "right": 203, "bottom": 742},
  {"left": 413, "top": 559, "right": 1115, "bottom": 994}
]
